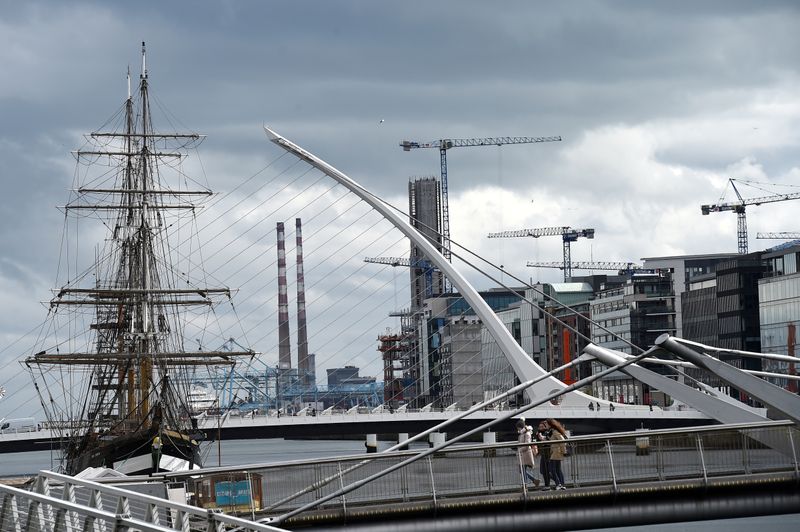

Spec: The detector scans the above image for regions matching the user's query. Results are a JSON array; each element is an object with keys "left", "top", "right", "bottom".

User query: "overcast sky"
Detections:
[{"left": 1, "top": 1, "right": 799, "bottom": 417}]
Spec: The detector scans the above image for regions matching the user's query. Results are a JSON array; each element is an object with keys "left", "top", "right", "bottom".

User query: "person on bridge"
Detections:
[
  {"left": 151, "top": 435, "right": 162, "bottom": 474},
  {"left": 535, "top": 420, "right": 552, "bottom": 490},
  {"left": 547, "top": 418, "right": 568, "bottom": 490},
  {"left": 516, "top": 418, "right": 539, "bottom": 487}
]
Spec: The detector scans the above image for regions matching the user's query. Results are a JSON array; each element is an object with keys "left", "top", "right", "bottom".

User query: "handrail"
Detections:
[
  {"left": 162, "top": 420, "right": 794, "bottom": 480},
  {"left": 0, "top": 482, "right": 174, "bottom": 532},
  {"left": 37, "top": 470, "right": 287, "bottom": 532}
]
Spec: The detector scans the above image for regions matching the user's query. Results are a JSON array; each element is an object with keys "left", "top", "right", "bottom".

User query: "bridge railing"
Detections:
[
  {"left": 3, "top": 470, "right": 287, "bottom": 532},
  {"left": 163, "top": 420, "right": 798, "bottom": 521}
]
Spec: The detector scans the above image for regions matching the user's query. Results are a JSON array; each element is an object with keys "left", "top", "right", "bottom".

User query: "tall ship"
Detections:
[{"left": 24, "top": 43, "right": 253, "bottom": 475}]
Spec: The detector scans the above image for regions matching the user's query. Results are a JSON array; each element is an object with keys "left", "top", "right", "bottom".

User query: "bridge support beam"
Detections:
[
  {"left": 584, "top": 342, "right": 797, "bottom": 456},
  {"left": 584, "top": 344, "right": 767, "bottom": 424},
  {"left": 656, "top": 334, "right": 800, "bottom": 425}
]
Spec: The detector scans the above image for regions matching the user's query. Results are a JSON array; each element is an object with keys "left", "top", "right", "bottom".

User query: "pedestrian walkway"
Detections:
[{"left": 163, "top": 420, "right": 799, "bottom": 527}]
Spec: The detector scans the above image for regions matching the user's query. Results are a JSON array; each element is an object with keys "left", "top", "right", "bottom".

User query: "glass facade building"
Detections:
[
  {"left": 759, "top": 243, "right": 800, "bottom": 392},
  {"left": 589, "top": 271, "right": 676, "bottom": 404}
]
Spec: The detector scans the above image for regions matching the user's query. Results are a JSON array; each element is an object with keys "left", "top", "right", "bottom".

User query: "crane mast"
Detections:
[
  {"left": 487, "top": 226, "right": 594, "bottom": 281},
  {"left": 400, "top": 135, "right": 561, "bottom": 267}
]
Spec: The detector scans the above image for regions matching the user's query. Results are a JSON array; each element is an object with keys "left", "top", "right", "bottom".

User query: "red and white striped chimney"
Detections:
[
  {"left": 296, "top": 218, "right": 311, "bottom": 385},
  {"left": 276, "top": 222, "right": 292, "bottom": 370}
]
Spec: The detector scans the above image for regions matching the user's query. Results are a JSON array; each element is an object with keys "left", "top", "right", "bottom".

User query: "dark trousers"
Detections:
[
  {"left": 539, "top": 457, "right": 551, "bottom": 486},
  {"left": 549, "top": 459, "right": 565, "bottom": 486},
  {"left": 152, "top": 449, "right": 161, "bottom": 472}
]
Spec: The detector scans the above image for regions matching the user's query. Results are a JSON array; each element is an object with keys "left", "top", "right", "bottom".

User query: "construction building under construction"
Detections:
[{"left": 408, "top": 177, "right": 445, "bottom": 310}]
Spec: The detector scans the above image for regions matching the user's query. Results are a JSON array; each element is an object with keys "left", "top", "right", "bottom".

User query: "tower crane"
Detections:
[
  {"left": 757, "top": 232, "right": 800, "bottom": 240},
  {"left": 487, "top": 226, "right": 595, "bottom": 281},
  {"left": 400, "top": 135, "right": 561, "bottom": 261},
  {"left": 364, "top": 256, "right": 438, "bottom": 298},
  {"left": 701, "top": 178, "right": 800, "bottom": 254},
  {"left": 527, "top": 260, "right": 642, "bottom": 275}
]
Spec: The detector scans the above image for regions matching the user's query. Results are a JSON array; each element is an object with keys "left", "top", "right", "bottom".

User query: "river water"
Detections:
[{"left": 0, "top": 438, "right": 408, "bottom": 477}]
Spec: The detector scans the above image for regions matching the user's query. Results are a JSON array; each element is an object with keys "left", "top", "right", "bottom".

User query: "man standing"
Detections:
[{"left": 151, "top": 435, "right": 162, "bottom": 473}]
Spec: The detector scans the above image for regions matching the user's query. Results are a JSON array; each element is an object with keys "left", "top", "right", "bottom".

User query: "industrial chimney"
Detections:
[
  {"left": 296, "top": 218, "right": 312, "bottom": 386},
  {"left": 276, "top": 222, "right": 292, "bottom": 370}
]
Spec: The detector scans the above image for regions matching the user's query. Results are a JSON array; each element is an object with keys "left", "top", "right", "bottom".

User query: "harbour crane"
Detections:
[
  {"left": 757, "top": 232, "right": 800, "bottom": 240},
  {"left": 487, "top": 226, "right": 595, "bottom": 281},
  {"left": 527, "top": 260, "right": 642, "bottom": 275},
  {"left": 364, "top": 256, "right": 438, "bottom": 298},
  {"left": 701, "top": 178, "right": 800, "bottom": 254},
  {"left": 400, "top": 135, "right": 561, "bottom": 261}
]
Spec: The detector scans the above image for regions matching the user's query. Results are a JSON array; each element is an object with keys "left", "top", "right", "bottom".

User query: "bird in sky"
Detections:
[{"left": 378, "top": 119, "right": 385, "bottom": 124}]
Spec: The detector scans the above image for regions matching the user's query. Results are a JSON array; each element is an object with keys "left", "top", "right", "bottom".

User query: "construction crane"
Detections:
[
  {"left": 487, "top": 226, "right": 595, "bottom": 281},
  {"left": 527, "top": 260, "right": 642, "bottom": 275},
  {"left": 701, "top": 178, "right": 800, "bottom": 254},
  {"left": 400, "top": 135, "right": 561, "bottom": 261},
  {"left": 364, "top": 256, "right": 438, "bottom": 298},
  {"left": 757, "top": 232, "right": 800, "bottom": 240}
]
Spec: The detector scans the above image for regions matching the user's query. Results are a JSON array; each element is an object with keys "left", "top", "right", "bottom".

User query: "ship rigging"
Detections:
[{"left": 24, "top": 43, "right": 254, "bottom": 475}]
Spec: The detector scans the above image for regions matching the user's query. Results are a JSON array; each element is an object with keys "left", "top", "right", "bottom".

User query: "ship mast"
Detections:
[
  {"left": 25, "top": 43, "right": 254, "bottom": 465},
  {"left": 138, "top": 40, "right": 153, "bottom": 428}
]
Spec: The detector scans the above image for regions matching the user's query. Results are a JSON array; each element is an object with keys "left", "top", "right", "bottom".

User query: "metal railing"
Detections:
[
  {"left": 1, "top": 470, "right": 287, "bottom": 532},
  {"left": 160, "top": 420, "right": 799, "bottom": 522},
  {"left": 5, "top": 421, "right": 795, "bottom": 530}
]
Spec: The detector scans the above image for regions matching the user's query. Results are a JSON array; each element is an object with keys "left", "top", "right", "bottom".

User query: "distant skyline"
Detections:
[{"left": 2, "top": 1, "right": 799, "bottom": 417}]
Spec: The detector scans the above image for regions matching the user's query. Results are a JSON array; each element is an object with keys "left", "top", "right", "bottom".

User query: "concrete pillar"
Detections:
[
  {"left": 483, "top": 431, "right": 497, "bottom": 457},
  {"left": 397, "top": 433, "right": 409, "bottom": 450},
  {"left": 365, "top": 433, "right": 378, "bottom": 453},
  {"left": 429, "top": 432, "right": 446, "bottom": 448},
  {"left": 635, "top": 428, "right": 650, "bottom": 456}
]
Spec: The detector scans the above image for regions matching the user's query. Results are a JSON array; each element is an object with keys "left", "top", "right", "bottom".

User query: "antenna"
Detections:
[
  {"left": 127, "top": 65, "right": 131, "bottom": 100},
  {"left": 141, "top": 41, "right": 147, "bottom": 79}
]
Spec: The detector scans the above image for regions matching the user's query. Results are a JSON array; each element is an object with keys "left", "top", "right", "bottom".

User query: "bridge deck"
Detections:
[{"left": 0, "top": 405, "right": 713, "bottom": 453}]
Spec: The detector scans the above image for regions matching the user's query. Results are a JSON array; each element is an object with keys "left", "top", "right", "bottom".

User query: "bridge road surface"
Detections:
[{"left": 0, "top": 406, "right": 713, "bottom": 454}]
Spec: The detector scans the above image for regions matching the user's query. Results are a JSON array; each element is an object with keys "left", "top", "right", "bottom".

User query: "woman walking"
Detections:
[
  {"left": 516, "top": 419, "right": 539, "bottom": 487},
  {"left": 535, "top": 420, "right": 552, "bottom": 490},
  {"left": 547, "top": 418, "right": 568, "bottom": 490}
]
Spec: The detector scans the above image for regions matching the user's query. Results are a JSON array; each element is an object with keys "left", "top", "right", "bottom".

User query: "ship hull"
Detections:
[{"left": 67, "top": 428, "right": 202, "bottom": 475}]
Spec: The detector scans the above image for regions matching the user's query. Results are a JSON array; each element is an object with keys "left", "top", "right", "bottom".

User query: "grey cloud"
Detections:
[{"left": 2, "top": 0, "right": 800, "bottom": 416}]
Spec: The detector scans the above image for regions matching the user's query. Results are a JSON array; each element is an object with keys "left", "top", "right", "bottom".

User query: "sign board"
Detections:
[{"left": 215, "top": 480, "right": 251, "bottom": 506}]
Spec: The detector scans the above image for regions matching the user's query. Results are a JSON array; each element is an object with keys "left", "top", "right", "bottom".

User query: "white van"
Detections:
[{"left": 0, "top": 417, "right": 38, "bottom": 434}]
